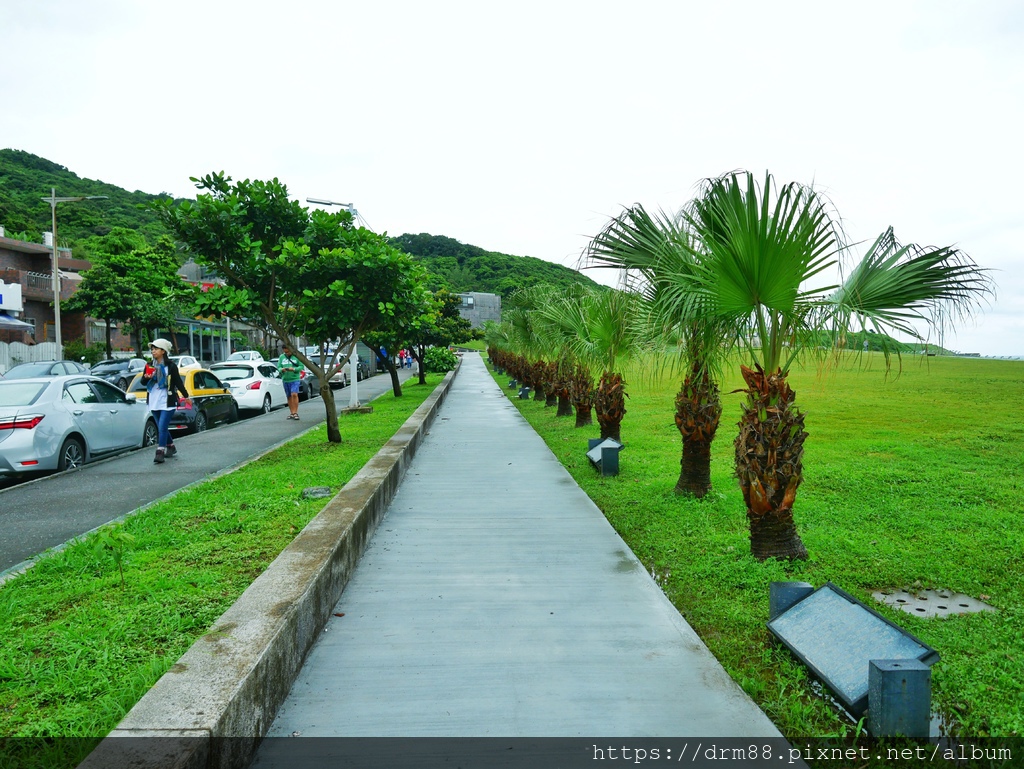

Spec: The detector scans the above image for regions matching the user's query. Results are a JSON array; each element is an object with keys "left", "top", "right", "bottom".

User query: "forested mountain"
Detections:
[
  {"left": 0, "top": 149, "right": 599, "bottom": 297},
  {"left": 389, "top": 233, "right": 600, "bottom": 297},
  {"left": 0, "top": 148, "right": 175, "bottom": 247}
]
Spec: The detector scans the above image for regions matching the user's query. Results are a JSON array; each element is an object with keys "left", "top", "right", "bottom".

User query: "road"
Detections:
[{"left": 0, "top": 371, "right": 414, "bottom": 576}]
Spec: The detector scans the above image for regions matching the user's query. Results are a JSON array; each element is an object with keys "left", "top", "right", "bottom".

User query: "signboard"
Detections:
[{"left": 0, "top": 280, "right": 24, "bottom": 312}]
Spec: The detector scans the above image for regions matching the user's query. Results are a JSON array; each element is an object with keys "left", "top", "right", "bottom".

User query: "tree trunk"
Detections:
[
  {"left": 321, "top": 382, "right": 342, "bottom": 443},
  {"left": 673, "top": 370, "right": 722, "bottom": 499},
  {"left": 545, "top": 393, "right": 558, "bottom": 408},
  {"left": 104, "top": 319, "right": 112, "bottom": 358},
  {"left": 676, "top": 438, "right": 713, "bottom": 497},
  {"left": 595, "top": 371, "right": 625, "bottom": 442},
  {"left": 748, "top": 514, "right": 808, "bottom": 561},
  {"left": 574, "top": 405, "right": 593, "bottom": 427},
  {"left": 734, "top": 365, "right": 808, "bottom": 561},
  {"left": 556, "top": 394, "right": 573, "bottom": 417},
  {"left": 415, "top": 344, "right": 427, "bottom": 384},
  {"left": 385, "top": 359, "right": 402, "bottom": 396}
]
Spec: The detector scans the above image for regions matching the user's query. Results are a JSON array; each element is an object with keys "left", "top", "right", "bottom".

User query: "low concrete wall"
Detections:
[{"left": 80, "top": 365, "right": 460, "bottom": 769}]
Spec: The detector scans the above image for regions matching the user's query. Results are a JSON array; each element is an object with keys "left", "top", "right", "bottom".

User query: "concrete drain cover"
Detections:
[{"left": 872, "top": 588, "right": 996, "bottom": 618}]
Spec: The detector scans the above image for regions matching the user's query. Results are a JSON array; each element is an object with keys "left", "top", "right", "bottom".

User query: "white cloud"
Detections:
[{"left": 1, "top": 0, "right": 1021, "bottom": 355}]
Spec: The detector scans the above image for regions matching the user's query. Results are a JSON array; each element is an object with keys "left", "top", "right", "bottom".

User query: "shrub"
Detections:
[{"left": 423, "top": 346, "right": 458, "bottom": 372}]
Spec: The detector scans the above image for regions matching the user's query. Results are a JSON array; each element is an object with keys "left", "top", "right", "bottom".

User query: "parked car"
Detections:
[
  {"left": 268, "top": 360, "right": 321, "bottom": 401},
  {"left": 306, "top": 355, "right": 351, "bottom": 389},
  {"left": 127, "top": 368, "right": 239, "bottom": 434},
  {"left": 89, "top": 358, "right": 148, "bottom": 390},
  {"left": 169, "top": 354, "right": 202, "bottom": 373},
  {"left": 208, "top": 362, "right": 286, "bottom": 414},
  {"left": 2, "top": 360, "right": 90, "bottom": 379},
  {"left": 0, "top": 375, "right": 158, "bottom": 477},
  {"left": 227, "top": 350, "right": 264, "bottom": 362}
]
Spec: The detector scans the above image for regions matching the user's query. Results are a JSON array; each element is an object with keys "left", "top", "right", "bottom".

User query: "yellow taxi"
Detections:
[{"left": 126, "top": 368, "right": 238, "bottom": 434}]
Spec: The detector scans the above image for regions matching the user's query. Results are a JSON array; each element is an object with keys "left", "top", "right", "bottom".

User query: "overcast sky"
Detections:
[{"left": 2, "top": 0, "right": 1022, "bottom": 357}]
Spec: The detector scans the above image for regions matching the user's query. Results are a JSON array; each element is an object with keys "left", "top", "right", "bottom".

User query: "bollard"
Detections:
[
  {"left": 868, "top": 659, "right": 932, "bottom": 738},
  {"left": 518, "top": 386, "right": 531, "bottom": 399}
]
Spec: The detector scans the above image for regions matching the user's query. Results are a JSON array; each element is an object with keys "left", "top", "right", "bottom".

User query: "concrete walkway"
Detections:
[{"left": 256, "top": 352, "right": 781, "bottom": 742}]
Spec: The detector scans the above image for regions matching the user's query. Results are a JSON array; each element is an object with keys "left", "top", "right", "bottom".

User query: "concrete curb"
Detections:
[{"left": 80, "top": 365, "right": 460, "bottom": 769}]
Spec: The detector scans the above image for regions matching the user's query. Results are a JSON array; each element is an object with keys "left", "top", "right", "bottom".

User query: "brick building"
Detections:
[{"left": 0, "top": 229, "right": 95, "bottom": 346}]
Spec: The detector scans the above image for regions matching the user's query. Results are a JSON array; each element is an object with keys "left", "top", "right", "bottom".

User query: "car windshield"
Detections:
[
  {"left": 91, "top": 361, "right": 128, "bottom": 373},
  {"left": 210, "top": 365, "right": 254, "bottom": 381},
  {"left": 4, "top": 363, "right": 57, "bottom": 378},
  {"left": 0, "top": 381, "right": 49, "bottom": 406}
]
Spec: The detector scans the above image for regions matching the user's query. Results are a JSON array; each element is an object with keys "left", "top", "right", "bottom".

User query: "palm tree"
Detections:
[
  {"left": 523, "top": 284, "right": 645, "bottom": 442},
  {"left": 585, "top": 204, "right": 727, "bottom": 498},
  {"left": 676, "top": 171, "right": 992, "bottom": 560}
]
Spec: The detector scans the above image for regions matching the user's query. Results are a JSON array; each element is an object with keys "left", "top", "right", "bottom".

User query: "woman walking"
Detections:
[{"left": 141, "top": 338, "right": 189, "bottom": 464}]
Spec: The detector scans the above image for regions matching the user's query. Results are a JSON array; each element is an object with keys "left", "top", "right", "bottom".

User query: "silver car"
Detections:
[{"left": 0, "top": 375, "right": 159, "bottom": 476}]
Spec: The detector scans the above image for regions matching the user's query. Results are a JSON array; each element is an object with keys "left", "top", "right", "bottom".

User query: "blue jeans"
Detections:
[{"left": 153, "top": 409, "right": 174, "bottom": 447}]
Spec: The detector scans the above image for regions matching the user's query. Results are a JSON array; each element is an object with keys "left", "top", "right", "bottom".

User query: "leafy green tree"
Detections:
[
  {"left": 668, "top": 171, "right": 992, "bottom": 560},
  {"left": 406, "top": 289, "right": 474, "bottom": 385},
  {"left": 160, "top": 173, "right": 434, "bottom": 443},
  {"left": 65, "top": 228, "right": 183, "bottom": 356}
]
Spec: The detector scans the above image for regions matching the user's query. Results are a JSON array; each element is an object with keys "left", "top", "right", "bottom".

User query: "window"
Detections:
[
  {"left": 91, "top": 381, "right": 125, "bottom": 404},
  {"left": 65, "top": 381, "right": 98, "bottom": 404}
]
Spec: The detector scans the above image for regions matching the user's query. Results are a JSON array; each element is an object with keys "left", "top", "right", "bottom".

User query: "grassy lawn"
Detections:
[
  {"left": 489, "top": 354, "right": 1023, "bottom": 738},
  {"left": 0, "top": 375, "right": 444, "bottom": 750}
]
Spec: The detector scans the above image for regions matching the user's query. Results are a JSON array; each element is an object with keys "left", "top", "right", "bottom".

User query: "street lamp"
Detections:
[
  {"left": 41, "top": 188, "right": 107, "bottom": 358},
  {"left": 306, "top": 196, "right": 365, "bottom": 408}
]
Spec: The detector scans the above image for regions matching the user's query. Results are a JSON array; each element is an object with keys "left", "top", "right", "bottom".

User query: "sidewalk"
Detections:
[{"left": 256, "top": 352, "right": 781, "bottom": 742}]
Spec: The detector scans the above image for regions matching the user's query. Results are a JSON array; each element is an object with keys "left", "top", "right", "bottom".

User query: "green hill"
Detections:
[
  {"left": 0, "top": 148, "right": 175, "bottom": 246},
  {"left": 389, "top": 233, "right": 600, "bottom": 297},
  {"left": 0, "top": 149, "right": 597, "bottom": 298}
]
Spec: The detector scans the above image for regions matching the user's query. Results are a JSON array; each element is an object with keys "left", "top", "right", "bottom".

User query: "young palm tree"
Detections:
[
  {"left": 676, "top": 171, "right": 992, "bottom": 560},
  {"left": 585, "top": 204, "right": 727, "bottom": 498},
  {"left": 532, "top": 285, "right": 645, "bottom": 442}
]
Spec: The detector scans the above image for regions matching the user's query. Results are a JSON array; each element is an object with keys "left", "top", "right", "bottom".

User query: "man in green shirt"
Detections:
[{"left": 278, "top": 343, "right": 303, "bottom": 420}]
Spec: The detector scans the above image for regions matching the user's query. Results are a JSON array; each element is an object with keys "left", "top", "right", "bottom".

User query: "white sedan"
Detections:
[
  {"left": 209, "top": 362, "right": 286, "bottom": 414},
  {"left": 169, "top": 354, "right": 202, "bottom": 373}
]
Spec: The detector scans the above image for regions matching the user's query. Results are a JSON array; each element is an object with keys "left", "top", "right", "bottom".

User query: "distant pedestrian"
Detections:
[
  {"left": 405, "top": 350, "right": 413, "bottom": 368},
  {"left": 278, "top": 343, "right": 303, "bottom": 420},
  {"left": 398, "top": 350, "right": 405, "bottom": 368},
  {"left": 142, "top": 338, "right": 188, "bottom": 464}
]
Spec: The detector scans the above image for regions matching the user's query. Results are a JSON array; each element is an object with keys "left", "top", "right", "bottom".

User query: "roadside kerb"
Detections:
[{"left": 80, "top": 364, "right": 459, "bottom": 769}]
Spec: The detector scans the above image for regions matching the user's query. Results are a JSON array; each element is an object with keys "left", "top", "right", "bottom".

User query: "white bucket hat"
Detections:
[{"left": 150, "top": 338, "right": 173, "bottom": 353}]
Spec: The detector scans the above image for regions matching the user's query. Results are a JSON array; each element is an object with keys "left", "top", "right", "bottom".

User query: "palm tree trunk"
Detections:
[
  {"left": 570, "top": 364, "right": 595, "bottom": 427},
  {"left": 595, "top": 371, "right": 626, "bottom": 442},
  {"left": 673, "top": 368, "right": 722, "bottom": 498},
  {"left": 734, "top": 365, "right": 808, "bottom": 561}
]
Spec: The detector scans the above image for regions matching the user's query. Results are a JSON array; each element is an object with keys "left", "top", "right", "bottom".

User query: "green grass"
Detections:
[
  {"left": 490, "top": 355, "right": 1024, "bottom": 738},
  {"left": 0, "top": 375, "right": 445, "bottom": 749}
]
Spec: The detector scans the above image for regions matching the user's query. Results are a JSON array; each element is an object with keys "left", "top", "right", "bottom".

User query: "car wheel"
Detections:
[
  {"left": 299, "top": 383, "right": 309, "bottom": 402},
  {"left": 143, "top": 420, "right": 159, "bottom": 447},
  {"left": 57, "top": 437, "right": 85, "bottom": 471},
  {"left": 194, "top": 411, "right": 208, "bottom": 433},
  {"left": 117, "top": 377, "right": 128, "bottom": 390},
  {"left": 227, "top": 403, "right": 239, "bottom": 423},
  {"left": 262, "top": 395, "right": 272, "bottom": 414}
]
